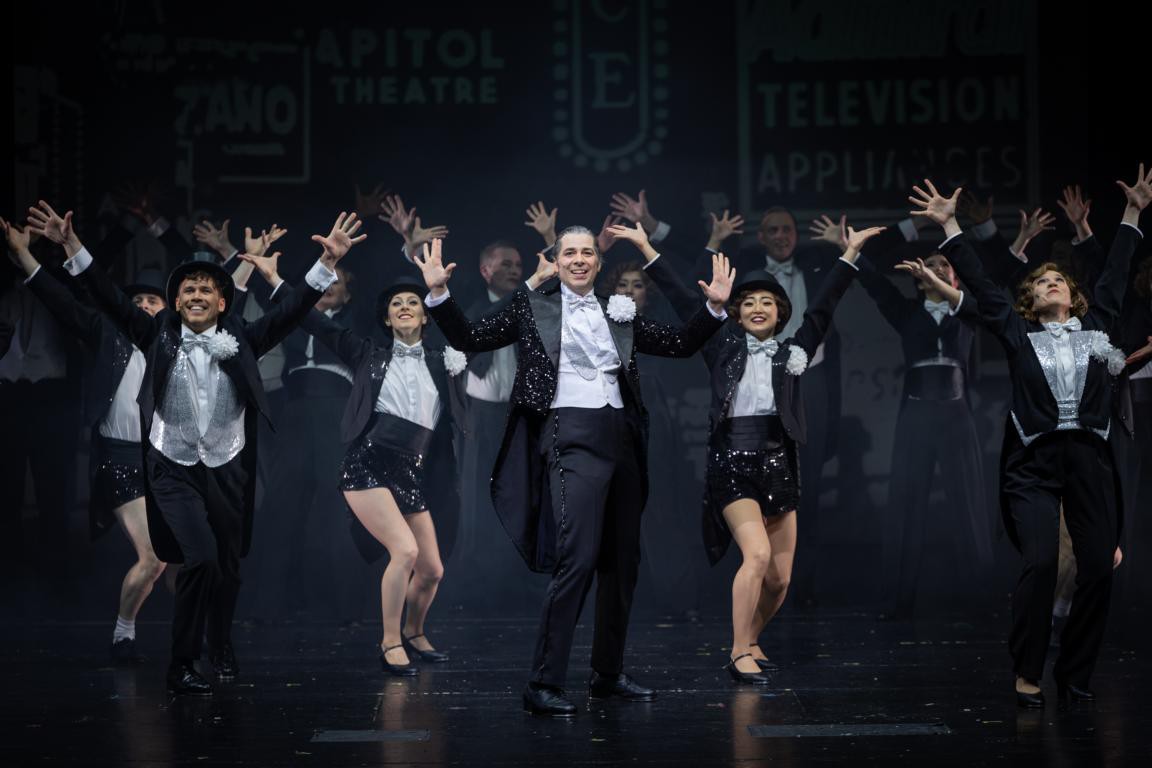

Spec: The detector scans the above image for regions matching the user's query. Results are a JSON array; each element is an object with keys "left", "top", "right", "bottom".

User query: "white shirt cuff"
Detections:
[
  {"left": 304, "top": 260, "right": 338, "bottom": 292},
  {"left": 1121, "top": 221, "right": 1144, "bottom": 238},
  {"left": 949, "top": 292, "right": 964, "bottom": 315},
  {"left": 649, "top": 220, "right": 670, "bottom": 244},
  {"left": 971, "top": 218, "right": 997, "bottom": 241},
  {"left": 234, "top": 284, "right": 249, "bottom": 293},
  {"left": 63, "top": 246, "right": 94, "bottom": 276},
  {"left": 897, "top": 218, "right": 919, "bottom": 242},
  {"left": 425, "top": 289, "right": 451, "bottom": 308},
  {"left": 940, "top": 231, "right": 964, "bottom": 249},
  {"left": 23, "top": 264, "right": 42, "bottom": 284},
  {"left": 642, "top": 253, "right": 661, "bottom": 268},
  {"left": 706, "top": 303, "right": 728, "bottom": 321},
  {"left": 147, "top": 217, "right": 170, "bottom": 238},
  {"left": 838, "top": 256, "right": 860, "bottom": 271},
  {"left": 1009, "top": 246, "right": 1028, "bottom": 263},
  {"left": 221, "top": 248, "right": 240, "bottom": 264}
]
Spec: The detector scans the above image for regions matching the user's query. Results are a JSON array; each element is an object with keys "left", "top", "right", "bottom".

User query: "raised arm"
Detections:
[
  {"left": 240, "top": 212, "right": 364, "bottom": 357},
  {"left": 417, "top": 238, "right": 520, "bottom": 352},
  {"left": 1094, "top": 164, "right": 1152, "bottom": 322},
  {"left": 607, "top": 221, "right": 699, "bottom": 322},
  {"left": 27, "top": 200, "right": 159, "bottom": 348},
  {"left": 3, "top": 217, "right": 105, "bottom": 346},
  {"left": 635, "top": 250, "right": 733, "bottom": 358},
  {"left": 524, "top": 201, "right": 558, "bottom": 248},
  {"left": 909, "top": 180, "right": 1020, "bottom": 340},
  {"left": 788, "top": 225, "right": 883, "bottom": 356},
  {"left": 380, "top": 194, "right": 449, "bottom": 263}
]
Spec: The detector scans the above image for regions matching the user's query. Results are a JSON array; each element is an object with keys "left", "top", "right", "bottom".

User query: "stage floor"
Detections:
[{"left": 1, "top": 612, "right": 1149, "bottom": 767}]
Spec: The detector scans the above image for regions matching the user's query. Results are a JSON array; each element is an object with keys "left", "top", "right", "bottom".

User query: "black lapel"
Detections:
[
  {"left": 528, "top": 291, "right": 562, "bottom": 369},
  {"left": 722, "top": 334, "right": 749, "bottom": 412},
  {"left": 423, "top": 346, "right": 451, "bottom": 405},
  {"left": 599, "top": 296, "right": 634, "bottom": 367},
  {"left": 368, "top": 343, "right": 392, "bottom": 401}
]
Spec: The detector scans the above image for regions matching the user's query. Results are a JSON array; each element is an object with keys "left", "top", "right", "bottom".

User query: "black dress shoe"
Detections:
[
  {"left": 748, "top": 644, "right": 777, "bottom": 672},
  {"left": 522, "top": 683, "right": 577, "bottom": 717},
  {"left": 1056, "top": 682, "right": 1096, "bottom": 703},
  {"left": 209, "top": 644, "right": 239, "bottom": 680},
  {"left": 726, "top": 654, "right": 771, "bottom": 685},
  {"left": 587, "top": 671, "right": 656, "bottom": 701},
  {"left": 1016, "top": 688, "right": 1045, "bottom": 708},
  {"left": 380, "top": 645, "right": 418, "bottom": 676},
  {"left": 110, "top": 638, "right": 147, "bottom": 666},
  {"left": 403, "top": 634, "right": 450, "bottom": 663},
  {"left": 167, "top": 660, "right": 213, "bottom": 696}
]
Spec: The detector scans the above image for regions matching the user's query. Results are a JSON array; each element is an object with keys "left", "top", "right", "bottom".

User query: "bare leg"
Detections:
[
  {"left": 402, "top": 510, "right": 444, "bottom": 650},
  {"left": 114, "top": 497, "right": 166, "bottom": 622},
  {"left": 749, "top": 511, "right": 797, "bottom": 661},
  {"left": 344, "top": 488, "right": 419, "bottom": 666},
  {"left": 724, "top": 499, "right": 774, "bottom": 674}
]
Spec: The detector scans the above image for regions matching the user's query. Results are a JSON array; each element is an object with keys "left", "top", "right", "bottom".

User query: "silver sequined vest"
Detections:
[{"left": 149, "top": 351, "right": 246, "bottom": 467}]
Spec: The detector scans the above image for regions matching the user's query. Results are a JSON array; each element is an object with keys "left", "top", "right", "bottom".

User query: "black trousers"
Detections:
[
  {"left": 531, "top": 406, "right": 644, "bottom": 688},
  {"left": 791, "top": 361, "right": 831, "bottom": 604},
  {"left": 147, "top": 449, "right": 246, "bottom": 661},
  {"left": 883, "top": 398, "right": 993, "bottom": 614},
  {"left": 248, "top": 375, "right": 356, "bottom": 620},
  {"left": 1002, "top": 430, "right": 1118, "bottom": 686}
]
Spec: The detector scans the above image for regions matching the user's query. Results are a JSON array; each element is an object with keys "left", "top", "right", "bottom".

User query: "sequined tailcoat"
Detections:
[
  {"left": 292, "top": 307, "right": 464, "bottom": 562},
  {"left": 942, "top": 228, "right": 1138, "bottom": 547},
  {"left": 76, "top": 261, "right": 320, "bottom": 563},
  {"left": 429, "top": 286, "right": 725, "bottom": 573},
  {"left": 646, "top": 256, "right": 857, "bottom": 564}
]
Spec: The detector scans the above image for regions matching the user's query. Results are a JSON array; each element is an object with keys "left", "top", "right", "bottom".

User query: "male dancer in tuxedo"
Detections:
[
  {"left": 28, "top": 200, "right": 364, "bottom": 694},
  {"left": 415, "top": 228, "right": 732, "bottom": 716}
]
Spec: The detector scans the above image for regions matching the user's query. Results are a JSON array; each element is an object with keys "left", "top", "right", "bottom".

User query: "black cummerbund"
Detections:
[
  {"left": 906, "top": 362, "right": 965, "bottom": 401},
  {"left": 364, "top": 412, "right": 435, "bottom": 456},
  {"left": 713, "top": 415, "right": 786, "bottom": 451}
]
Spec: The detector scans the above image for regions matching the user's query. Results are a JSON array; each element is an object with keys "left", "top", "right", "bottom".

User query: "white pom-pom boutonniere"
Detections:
[
  {"left": 786, "top": 345, "right": 809, "bottom": 375},
  {"left": 207, "top": 330, "right": 240, "bottom": 360},
  {"left": 1087, "top": 330, "right": 1126, "bottom": 376},
  {"left": 443, "top": 346, "right": 468, "bottom": 377},
  {"left": 606, "top": 294, "right": 637, "bottom": 323}
]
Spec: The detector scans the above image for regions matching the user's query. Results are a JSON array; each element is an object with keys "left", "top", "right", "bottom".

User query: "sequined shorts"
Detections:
[
  {"left": 706, "top": 444, "right": 799, "bottom": 519},
  {"left": 93, "top": 459, "right": 146, "bottom": 510},
  {"left": 338, "top": 440, "right": 427, "bottom": 515}
]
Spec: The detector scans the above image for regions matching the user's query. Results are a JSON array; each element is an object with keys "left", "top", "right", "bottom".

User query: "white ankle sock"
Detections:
[{"left": 113, "top": 617, "right": 136, "bottom": 642}]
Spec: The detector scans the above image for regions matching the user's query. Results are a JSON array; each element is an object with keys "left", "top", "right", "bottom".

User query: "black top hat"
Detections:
[
  {"left": 375, "top": 276, "right": 428, "bottom": 331},
  {"left": 124, "top": 268, "right": 165, "bottom": 301},
  {"left": 166, "top": 260, "right": 236, "bottom": 317},
  {"left": 730, "top": 269, "right": 792, "bottom": 329}
]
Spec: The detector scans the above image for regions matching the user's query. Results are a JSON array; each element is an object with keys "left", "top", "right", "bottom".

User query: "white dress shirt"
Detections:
[
  {"left": 374, "top": 340, "right": 441, "bottom": 429},
  {"left": 465, "top": 289, "right": 516, "bottom": 403},
  {"left": 551, "top": 284, "right": 625, "bottom": 410},
  {"left": 731, "top": 337, "right": 779, "bottom": 416},
  {"left": 99, "top": 347, "right": 146, "bottom": 441}
]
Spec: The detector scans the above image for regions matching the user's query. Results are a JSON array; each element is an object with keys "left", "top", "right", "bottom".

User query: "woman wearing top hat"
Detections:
[
  {"left": 284, "top": 251, "right": 557, "bottom": 675},
  {"left": 609, "top": 219, "right": 884, "bottom": 684},
  {"left": 908, "top": 172, "right": 1148, "bottom": 707}
]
